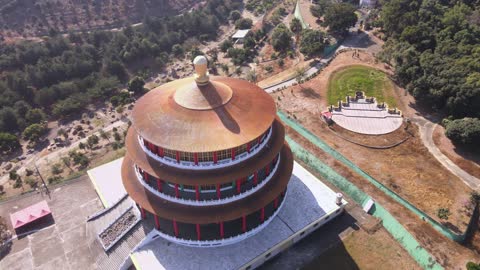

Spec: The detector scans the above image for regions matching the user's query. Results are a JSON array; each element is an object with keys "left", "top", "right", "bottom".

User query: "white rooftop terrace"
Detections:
[
  {"left": 130, "top": 162, "right": 347, "bottom": 270},
  {"left": 87, "top": 158, "right": 127, "bottom": 207}
]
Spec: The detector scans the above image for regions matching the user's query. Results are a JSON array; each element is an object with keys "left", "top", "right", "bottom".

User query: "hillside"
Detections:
[{"left": 0, "top": 0, "right": 198, "bottom": 41}]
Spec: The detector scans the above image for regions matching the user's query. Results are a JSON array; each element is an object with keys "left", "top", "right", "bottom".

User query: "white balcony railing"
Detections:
[{"left": 134, "top": 155, "right": 281, "bottom": 206}]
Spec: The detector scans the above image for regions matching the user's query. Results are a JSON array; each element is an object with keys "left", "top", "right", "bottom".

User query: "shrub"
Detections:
[
  {"left": 445, "top": 118, "right": 480, "bottom": 146},
  {"left": 235, "top": 18, "right": 253, "bottom": 29},
  {"left": 467, "top": 262, "right": 480, "bottom": 270},
  {"left": 13, "top": 178, "right": 22, "bottom": 189},
  {"left": 25, "top": 178, "right": 37, "bottom": 188},
  {"left": 113, "top": 131, "right": 122, "bottom": 141},
  {"left": 47, "top": 176, "right": 62, "bottom": 185},
  {"left": 51, "top": 163, "right": 63, "bottom": 175},
  {"left": 437, "top": 208, "right": 450, "bottom": 220},
  {"left": 9, "top": 170, "right": 18, "bottom": 180}
]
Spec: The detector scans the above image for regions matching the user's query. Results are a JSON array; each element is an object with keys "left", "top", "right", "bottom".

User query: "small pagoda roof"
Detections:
[{"left": 10, "top": 200, "right": 51, "bottom": 229}]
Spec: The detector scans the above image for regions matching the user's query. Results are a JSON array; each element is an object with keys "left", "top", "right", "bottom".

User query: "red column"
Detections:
[
  {"left": 220, "top": 222, "right": 224, "bottom": 238},
  {"left": 266, "top": 164, "right": 270, "bottom": 175},
  {"left": 157, "top": 179, "right": 162, "bottom": 192},
  {"left": 173, "top": 220, "right": 179, "bottom": 237},
  {"left": 157, "top": 147, "right": 164, "bottom": 157},
  {"left": 236, "top": 179, "right": 241, "bottom": 194},
  {"left": 175, "top": 184, "right": 179, "bottom": 198},
  {"left": 213, "top": 152, "right": 218, "bottom": 164},
  {"left": 195, "top": 185, "right": 200, "bottom": 201},
  {"left": 194, "top": 153, "right": 198, "bottom": 165},
  {"left": 260, "top": 207, "right": 265, "bottom": 222},
  {"left": 143, "top": 171, "right": 149, "bottom": 182},
  {"left": 231, "top": 148, "right": 236, "bottom": 160},
  {"left": 247, "top": 142, "right": 251, "bottom": 153},
  {"left": 216, "top": 184, "right": 221, "bottom": 199},
  {"left": 242, "top": 216, "right": 247, "bottom": 232},
  {"left": 196, "top": 224, "right": 201, "bottom": 240},
  {"left": 148, "top": 142, "right": 155, "bottom": 152},
  {"left": 175, "top": 151, "right": 180, "bottom": 163},
  {"left": 140, "top": 207, "right": 146, "bottom": 219},
  {"left": 257, "top": 137, "right": 261, "bottom": 145},
  {"left": 253, "top": 171, "right": 258, "bottom": 185},
  {"left": 274, "top": 197, "right": 279, "bottom": 209},
  {"left": 154, "top": 215, "right": 160, "bottom": 230}
]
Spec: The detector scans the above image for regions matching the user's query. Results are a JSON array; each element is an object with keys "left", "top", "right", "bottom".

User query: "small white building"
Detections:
[
  {"left": 232, "top": 29, "right": 250, "bottom": 44},
  {"left": 359, "top": 0, "right": 377, "bottom": 7}
]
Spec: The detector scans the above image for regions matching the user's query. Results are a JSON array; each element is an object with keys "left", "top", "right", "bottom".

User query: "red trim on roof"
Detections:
[{"left": 10, "top": 200, "right": 51, "bottom": 229}]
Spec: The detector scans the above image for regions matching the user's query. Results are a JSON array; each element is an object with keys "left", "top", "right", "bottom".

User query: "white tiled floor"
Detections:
[{"left": 331, "top": 101, "right": 403, "bottom": 135}]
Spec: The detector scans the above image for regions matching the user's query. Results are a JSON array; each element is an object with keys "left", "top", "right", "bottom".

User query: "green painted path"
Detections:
[
  {"left": 285, "top": 136, "right": 443, "bottom": 269},
  {"left": 278, "top": 111, "right": 466, "bottom": 242}
]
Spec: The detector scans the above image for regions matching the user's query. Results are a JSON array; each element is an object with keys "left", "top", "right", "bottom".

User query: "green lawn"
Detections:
[{"left": 327, "top": 65, "right": 397, "bottom": 107}]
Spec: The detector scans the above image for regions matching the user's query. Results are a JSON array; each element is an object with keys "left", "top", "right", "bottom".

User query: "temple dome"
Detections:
[{"left": 131, "top": 76, "right": 276, "bottom": 153}]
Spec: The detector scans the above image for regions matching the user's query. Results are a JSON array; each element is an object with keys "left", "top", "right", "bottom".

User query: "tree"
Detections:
[
  {"left": 290, "top": 18, "right": 303, "bottom": 35},
  {"left": 227, "top": 48, "right": 248, "bottom": 65},
  {"left": 324, "top": 3, "right": 357, "bottom": 34},
  {"left": 23, "top": 123, "right": 47, "bottom": 142},
  {"left": 220, "top": 40, "right": 233, "bottom": 53},
  {"left": 172, "top": 44, "right": 184, "bottom": 57},
  {"left": 9, "top": 170, "right": 18, "bottom": 180},
  {"left": 26, "top": 108, "right": 46, "bottom": 124},
  {"left": 113, "top": 131, "right": 122, "bottom": 141},
  {"left": 445, "top": 118, "right": 480, "bottom": 146},
  {"left": 243, "top": 36, "right": 256, "bottom": 50},
  {"left": 99, "top": 129, "right": 110, "bottom": 142},
  {"left": 295, "top": 67, "right": 307, "bottom": 83},
  {"left": 128, "top": 76, "right": 145, "bottom": 94},
  {"left": 300, "top": 29, "right": 327, "bottom": 57},
  {"left": 69, "top": 151, "right": 89, "bottom": 167},
  {"left": 229, "top": 10, "right": 241, "bottom": 21},
  {"left": 246, "top": 70, "right": 257, "bottom": 83},
  {"left": 310, "top": 0, "right": 329, "bottom": 18},
  {"left": 104, "top": 60, "right": 128, "bottom": 82},
  {"left": 0, "top": 132, "right": 20, "bottom": 153},
  {"left": 467, "top": 262, "right": 480, "bottom": 270},
  {"left": 51, "top": 163, "right": 63, "bottom": 175},
  {"left": 0, "top": 107, "right": 18, "bottom": 132},
  {"left": 86, "top": 134, "right": 99, "bottom": 149},
  {"left": 235, "top": 18, "right": 253, "bottom": 29},
  {"left": 271, "top": 24, "right": 293, "bottom": 52}
]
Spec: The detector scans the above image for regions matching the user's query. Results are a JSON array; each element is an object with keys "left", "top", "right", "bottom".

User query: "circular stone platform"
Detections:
[{"left": 331, "top": 99, "right": 403, "bottom": 135}]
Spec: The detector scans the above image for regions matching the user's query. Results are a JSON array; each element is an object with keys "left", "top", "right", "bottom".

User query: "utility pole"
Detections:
[{"left": 34, "top": 159, "right": 50, "bottom": 199}]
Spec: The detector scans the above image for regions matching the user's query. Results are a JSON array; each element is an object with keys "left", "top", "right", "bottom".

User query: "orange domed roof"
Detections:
[{"left": 131, "top": 75, "right": 276, "bottom": 153}]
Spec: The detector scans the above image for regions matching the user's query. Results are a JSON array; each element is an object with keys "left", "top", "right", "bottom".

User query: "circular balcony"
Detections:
[
  {"left": 138, "top": 126, "right": 272, "bottom": 170},
  {"left": 134, "top": 154, "right": 280, "bottom": 206}
]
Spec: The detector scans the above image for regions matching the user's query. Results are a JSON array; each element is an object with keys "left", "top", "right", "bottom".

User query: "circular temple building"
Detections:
[{"left": 121, "top": 56, "right": 294, "bottom": 247}]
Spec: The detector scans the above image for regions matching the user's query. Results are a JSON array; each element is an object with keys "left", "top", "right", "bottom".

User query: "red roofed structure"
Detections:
[{"left": 10, "top": 200, "right": 51, "bottom": 229}]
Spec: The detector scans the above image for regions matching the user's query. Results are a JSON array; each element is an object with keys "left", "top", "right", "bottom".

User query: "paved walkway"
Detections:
[
  {"left": 263, "top": 30, "right": 378, "bottom": 93},
  {"left": 412, "top": 116, "right": 480, "bottom": 189}
]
